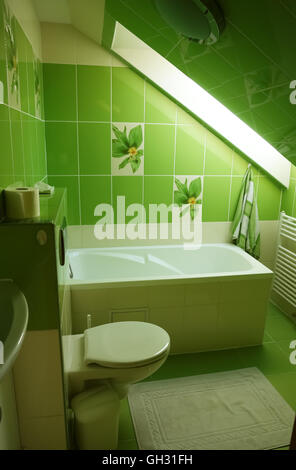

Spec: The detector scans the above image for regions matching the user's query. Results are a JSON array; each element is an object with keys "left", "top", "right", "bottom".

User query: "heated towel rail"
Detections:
[{"left": 271, "top": 212, "right": 296, "bottom": 322}]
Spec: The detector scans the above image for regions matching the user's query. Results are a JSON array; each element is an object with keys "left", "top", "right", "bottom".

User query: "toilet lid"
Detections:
[{"left": 84, "top": 322, "right": 170, "bottom": 368}]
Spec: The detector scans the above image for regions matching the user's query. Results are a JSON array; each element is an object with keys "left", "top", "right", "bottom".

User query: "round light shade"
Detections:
[{"left": 155, "top": 0, "right": 225, "bottom": 44}]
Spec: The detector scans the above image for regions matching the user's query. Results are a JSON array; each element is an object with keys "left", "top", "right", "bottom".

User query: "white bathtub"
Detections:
[
  {"left": 69, "top": 243, "right": 271, "bottom": 285},
  {"left": 68, "top": 243, "right": 273, "bottom": 354}
]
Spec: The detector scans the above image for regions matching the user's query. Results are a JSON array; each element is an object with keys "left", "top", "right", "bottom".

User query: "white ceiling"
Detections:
[
  {"left": 33, "top": 0, "right": 71, "bottom": 24},
  {"left": 33, "top": 0, "right": 105, "bottom": 44}
]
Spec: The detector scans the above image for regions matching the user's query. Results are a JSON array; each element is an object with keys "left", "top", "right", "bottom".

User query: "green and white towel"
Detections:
[{"left": 232, "top": 165, "right": 260, "bottom": 259}]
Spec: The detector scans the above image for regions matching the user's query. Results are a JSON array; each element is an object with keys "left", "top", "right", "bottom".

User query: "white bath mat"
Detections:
[{"left": 128, "top": 368, "right": 295, "bottom": 450}]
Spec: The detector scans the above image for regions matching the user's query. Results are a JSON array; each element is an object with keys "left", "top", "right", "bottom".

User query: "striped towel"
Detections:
[{"left": 232, "top": 165, "right": 260, "bottom": 259}]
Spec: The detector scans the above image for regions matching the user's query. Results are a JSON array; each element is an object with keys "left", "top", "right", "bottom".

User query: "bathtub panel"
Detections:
[
  {"left": 70, "top": 284, "right": 271, "bottom": 353},
  {"left": 147, "top": 285, "right": 185, "bottom": 308},
  {"left": 217, "top": 301, "right": 268, "bottom": 349},
  {"left": 72, "top": 309, "right": 111, "bottom": 333},
  {"left": 71, "top": 310, "right": 87, "bottom": 333},
  {"left": 185, "top": 282, "right": 221, "bottom": 306},
  {"left": 111, "top": 309, "right": 148, "bottom": 323},
  {"left": 182, "top": 304, "right": 219, "bottom": 352},
  {"left": 91, "top": 309, "right": 111, "bottom": 327},
  {"left": 69, "top": 244, "right": 273, "bottom": 354},
  {"left": 70, "top": 281, "right": 271, "bottom": 353},
  {"left": 219, "top": 279, "right": 272, "bottom": 303},
  {"left": 109, "top": 287, "right": 149, "bottom": 310},
  {"left": 71, "top": 288, "right": 106, "bottom": 314},
  {"left": 71, "top": 286, "right": 149, "bottom": 314},
  {"left": 148, "top": 307, "right": 185, "bottom": 354}
]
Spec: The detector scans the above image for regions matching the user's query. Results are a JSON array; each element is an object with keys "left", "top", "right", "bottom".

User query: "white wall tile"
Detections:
[
  {"left": 41, "top": 21, "right": 126, "bottom": 67},
  {"left": 61, "top": 284, "right": 72, "bottom": 336},
  {"left": 0, "top": 371, "right": 20, "bottom": 449},
  {"left": 13, "top": 330, "right": 65, "bottom": 420},
  {"left": 67, "top": 225, "right": 83, "bottom": 249},
  {"left": 8, "top": 0, "right": 42, "bottom": 58},
  {"left": 18, "top": 415, "right": 67, "bottom": 450},
  {"left": 69, "top": 222, "right": 235, "bottom": 248},
  {"left": 41, "top": 22, "right": 77, "bottom": 64},
  {"left": 259, "top": 220, "right": 279, "bottom": 268},
  {"left": 202, "top": 222, "right": 232, "bottom": 244},
  {"left": 75, "top": 28, "right": 113, "bottom": 66}
]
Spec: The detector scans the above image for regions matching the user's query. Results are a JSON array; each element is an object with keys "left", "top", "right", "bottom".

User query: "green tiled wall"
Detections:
[
  {"left": 0, "top": 0, "right": 292, "bottom": 228},
  {"left": 0, "top": 0, "right": 46, "bottom": 207},
  {"left": 281, "top": 164, "right": 296, "bottom": 218},
  {"left": 44, "top": 62, "right": 284, "bottom": 225},
  {"left": 104, "top": 0, "right": 296, "bottom": 167}
]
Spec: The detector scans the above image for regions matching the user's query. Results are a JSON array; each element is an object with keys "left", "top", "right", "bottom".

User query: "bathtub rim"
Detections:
[{"left": 67, "top": 243, "right": 273, "bottom": 289}]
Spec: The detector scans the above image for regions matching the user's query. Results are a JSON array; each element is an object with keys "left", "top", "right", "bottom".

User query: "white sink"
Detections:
[{"left": 0, "top": 280, "right": 28, "bottom": 382}]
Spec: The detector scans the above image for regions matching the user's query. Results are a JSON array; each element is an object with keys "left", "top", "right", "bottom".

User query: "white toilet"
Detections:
[{"left": 63, "top": 321, "right": 170, "bottom": 449}]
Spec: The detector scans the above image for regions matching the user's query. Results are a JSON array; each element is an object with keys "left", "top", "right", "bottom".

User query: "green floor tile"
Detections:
[
  {"left": 142, "top": 353, "right": 207, "bottom": 382},
  {"left": 265, "top": 372, "right": 296, "bottom": 411},
  {"left": 144, "top": 349, "right": 244, "bottom": 383},
  {"left": 236, "top": 343, "right": 295, "bottom": 375},
  {"left": 265, "top": 314, "right": 296, "bottom": 341},
  {"left": 268, "top": 302, "right": 284, "bottom": 317},
  {"left": 118, "top": 398, "right": 137, "bottom": 442},
  {"left": 117, "top": 439, "right": 139, "bottom": 450},
  {"left": 118, "top": 300, "right": 296, "bottom": 450},
  {"left": 277, "top": 339, "right": 296, "bottom": 360},
  {"left": 263, "top": 330, "right": 275, "bottom": 343}
]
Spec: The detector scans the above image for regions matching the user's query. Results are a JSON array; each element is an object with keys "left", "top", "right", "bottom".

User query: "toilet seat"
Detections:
[{"left": 84, "top": 321, "right": 170, "bottom": 369}]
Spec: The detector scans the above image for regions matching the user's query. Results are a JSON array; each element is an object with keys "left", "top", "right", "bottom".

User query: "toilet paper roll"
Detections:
[{"left": 4, "top": 187, "right": 40, "bottom": 219}]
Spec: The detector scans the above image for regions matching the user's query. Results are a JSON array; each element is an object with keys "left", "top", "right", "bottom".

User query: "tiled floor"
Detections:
[{"left": 117, "top": 303, "right": 296, "bottom": 450}]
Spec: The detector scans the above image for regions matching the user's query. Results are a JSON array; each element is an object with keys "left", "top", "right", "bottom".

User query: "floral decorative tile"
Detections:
[
  {"left": 34, "top": 57, "right": 42, "bottom": 119},
  {"left": 111, "top": 122, "right": 144, "bottom": 176},
  {"left": 4, "top": 2, "right": 20, "bottom": 109},
  {"left": 174, "top": 175, "right": 203, "bottom": 220}
]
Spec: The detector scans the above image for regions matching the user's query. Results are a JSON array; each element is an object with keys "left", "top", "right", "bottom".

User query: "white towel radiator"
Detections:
[{"left": 271, "top": 211, "right": 296, "bottom": 323}]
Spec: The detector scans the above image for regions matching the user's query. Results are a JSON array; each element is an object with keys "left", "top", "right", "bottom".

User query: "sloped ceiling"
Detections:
[
  {"left": 103, "top": 0, "right": 296, "bottom": 166},
  {"left": 34, "top": 0, "right": 105, "bottom": 43},
  {"left": 33, "top": 0, "right": 71, "bottom": 23}
]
